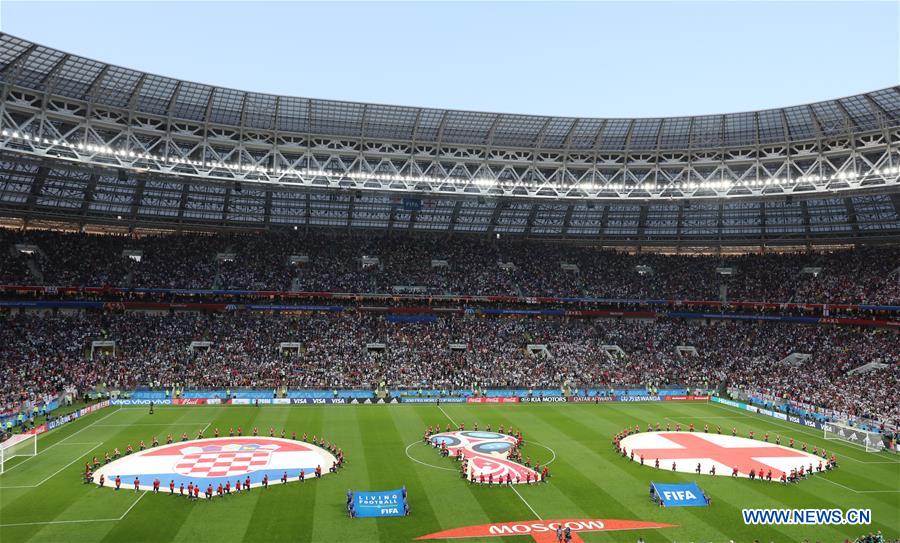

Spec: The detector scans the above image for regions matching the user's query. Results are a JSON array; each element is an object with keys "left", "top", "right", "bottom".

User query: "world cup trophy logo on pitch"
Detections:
[{"left": 429, "top": 431, "right": 540, "bottom": 483}]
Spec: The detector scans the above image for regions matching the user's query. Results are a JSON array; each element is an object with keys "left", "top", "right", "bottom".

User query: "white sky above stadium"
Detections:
[{"left": 1, "top": 1, "right": 898, "bottom": 118}]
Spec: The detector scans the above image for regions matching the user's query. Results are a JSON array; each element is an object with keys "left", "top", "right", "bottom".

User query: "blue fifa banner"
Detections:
[
  {"left": 652, "top": 482, "right": 709, "bottom": 507},
  {"left": 351, "top": 488, "right": 408, "bottom": 518}
]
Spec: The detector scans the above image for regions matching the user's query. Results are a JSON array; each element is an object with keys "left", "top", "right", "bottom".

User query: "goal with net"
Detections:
[
  {"left": 0, "top": 432, "right": 37, "bottom": 474},
  {"left": 823, "top": 421, "right": 885, "bottom": 453}
]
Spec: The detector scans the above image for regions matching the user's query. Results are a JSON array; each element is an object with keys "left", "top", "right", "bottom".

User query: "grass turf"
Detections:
[{"left": 0, "top": 401, "right": 897, "bottom": 542}]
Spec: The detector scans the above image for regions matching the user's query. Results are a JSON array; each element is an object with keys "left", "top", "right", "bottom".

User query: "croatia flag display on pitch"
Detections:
[
  {"left": 172, "top": 442, "right": 278, "bottom": 478},
  {"left": 92, "top": 437, "right": 336, "bottom": 494}
]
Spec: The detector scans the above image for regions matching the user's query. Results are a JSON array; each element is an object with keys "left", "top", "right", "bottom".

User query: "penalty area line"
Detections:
[
  {"left": 92, "top": 423, "right": 181, "bottom": 427},
  {"left": 0, "top": 491, "right": 146, "bottom": 527},
  {"left": 706, "top": 403, "right": 900, "bottom": 465},
  {"left": 1, "top": 408, "right": 123, "bottom": 475},
  {"left": 0, "top": 442, "right": 104, "bottom": 489},
  {"left": 818, "top": 476, "right": 900, "bottom": 494}
]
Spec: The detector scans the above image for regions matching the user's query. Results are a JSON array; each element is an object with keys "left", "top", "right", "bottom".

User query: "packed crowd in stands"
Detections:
[
  {"left": 1, "top": 311, "right": 897, "bottom": 427},
  {"left": 1, "top": 229, "right": 898, "bottom": 304}
]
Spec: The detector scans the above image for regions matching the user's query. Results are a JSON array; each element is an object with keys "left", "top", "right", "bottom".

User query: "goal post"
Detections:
[
  {"left": 823, "top": 421, "right": 884, "bottom": 453},
  {"left": 0, "top": 433, "right": 37, "bottom": 474}
]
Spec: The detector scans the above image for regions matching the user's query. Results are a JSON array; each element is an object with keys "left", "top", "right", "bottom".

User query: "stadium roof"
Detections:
[
  {"left": 1, "top": 33, "right": 899, "bottom": 151},
  {"left": 1, "top": 33, "right": 899, "bottom": 245}
]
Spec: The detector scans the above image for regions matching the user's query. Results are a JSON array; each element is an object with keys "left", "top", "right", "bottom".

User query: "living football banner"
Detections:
[
  {"left": 652, "top": 482, "right": 709, "bottom": 507},
  {"left": 350, "top": 488, "right": 407, "bottom": 518}
]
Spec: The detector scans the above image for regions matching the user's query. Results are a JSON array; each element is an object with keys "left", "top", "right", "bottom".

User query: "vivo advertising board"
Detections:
[{"left": 110, "top": 399, "right": 171, "bottom": 406}]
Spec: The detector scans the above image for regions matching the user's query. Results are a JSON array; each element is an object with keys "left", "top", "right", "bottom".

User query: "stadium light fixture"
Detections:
[{"left": 3, "top": 130, "right": 896, "bottom": 198}]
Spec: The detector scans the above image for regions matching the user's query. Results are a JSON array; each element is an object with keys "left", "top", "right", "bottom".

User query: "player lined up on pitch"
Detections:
[
  {"left": 84, "top": 427, "right": 345, "bottom": 499},
  {"left": 425, "top": 422, "right": 550, "bottom": 484},
  {"left": 612, "top": 422, "right": 840, "bottom": 483}
]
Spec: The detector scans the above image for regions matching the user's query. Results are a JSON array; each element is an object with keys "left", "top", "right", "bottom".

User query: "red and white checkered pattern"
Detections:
[{"left": 174, "top": 450, "right": 271, "bottom": 477}]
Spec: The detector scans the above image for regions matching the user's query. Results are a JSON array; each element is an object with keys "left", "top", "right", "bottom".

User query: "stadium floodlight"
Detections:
[
  {"left": 2, "top": 126, "right": 896, "bottom": 201},
  {"left": 0, "top": 433, "right": 38, "bottom": 474},
  {"left": 823, "top": 421, "right": 885, "bottom": 453}
]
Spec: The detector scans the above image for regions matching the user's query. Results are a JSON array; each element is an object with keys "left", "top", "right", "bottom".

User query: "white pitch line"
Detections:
[
  {"left": 1, "top": 408, "right": 122, "bottom": 474},
  {"left": 0, "top": 442, "right": 103, "bottom": 489},
  {"left": 706, "top": 402, "right": 900, "bottom": 465},
  {"left": 437, "top": 404, "right": 458, "bottom": 427},
  {"left": 403, "top": 442, "right": 458, "bottom": 472},
  {"left": 530, "top": 441, "right": 557, "bottom": 466},
  {"left": 0, "top": 517, "right": 122, "bottom": 528},
  {"left": 118, "top": 491, "right": 147, "bottom": 518},
  {"left": 92, "top": 423, "right": 180, "bottom": 427},
  {"left": 433, "top": 406, "right": 555, "bottom": 468},
  {"left": 510, "top": 485, "right": 542, "bottom": 520},
  {"left": 818, "top": 476, "right": 900, "bottom": 494},
  {"left": 854, "top": 490, "right": 900, "bottom": 493},
  {"left": 818, "top": 476, "right": 862, "bottom": 494},
  {"left": 672, "top": 408, "right": 899, "bottom": 493},
  {"left": 0, "top": 491, "right": 146, "bottom": 527},
  {"left": 664, "top": 416, "right": 688, "bottom": 428}
]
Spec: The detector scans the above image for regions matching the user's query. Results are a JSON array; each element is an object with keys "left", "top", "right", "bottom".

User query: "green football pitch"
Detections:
[{"left": 1, "top": 401, "right": 897, "bottom": 542}]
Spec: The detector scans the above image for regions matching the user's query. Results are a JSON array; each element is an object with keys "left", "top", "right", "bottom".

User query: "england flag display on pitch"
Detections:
[
  {"left": 620, "top": 432, "right": 823, "bottom": 479},
  {"left": 93, "top": 437, "right": 336, "bottom": 495}
]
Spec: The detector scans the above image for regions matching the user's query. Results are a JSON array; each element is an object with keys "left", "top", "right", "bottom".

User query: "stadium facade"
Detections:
[{"left": 1, "top": 33, "right": 899, "bottom": 247}]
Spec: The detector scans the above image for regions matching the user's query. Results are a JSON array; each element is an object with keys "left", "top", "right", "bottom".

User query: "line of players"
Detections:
[
  {"left": 82, "top": 426, "right": 346, "bottom": 498},
  {"left": 611, "top": 422, "right": 840, "bottom": 483},
  {"left": 94, "top": 465, "right": 328, "bottom": 500},
  {"left": 425, "top": 422, "right": 550, "bottom": 484}
]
